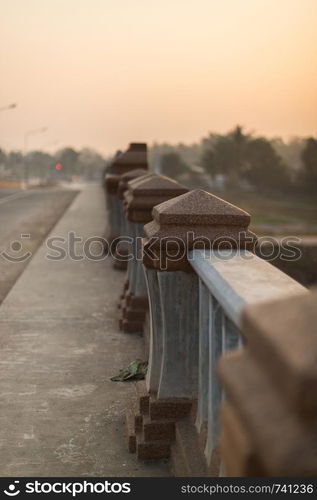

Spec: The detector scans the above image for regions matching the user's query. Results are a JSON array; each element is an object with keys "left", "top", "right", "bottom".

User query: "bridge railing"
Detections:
[{"left": 103, "top": 145, "right": 313, "bottom": 475}]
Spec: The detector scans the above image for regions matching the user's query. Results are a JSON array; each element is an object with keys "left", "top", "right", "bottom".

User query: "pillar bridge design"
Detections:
[
  {"left": 113, "top": 168, "right": 148, "bottom": 270},
  {"left": 119, "top": 174, "right": 188, "bottom": 333},
  {"left": 103, "top": 143, "right": 148, "bottom": 249},
  {"left": 105, "top": 143, "right": 315, "bottom": 476}
]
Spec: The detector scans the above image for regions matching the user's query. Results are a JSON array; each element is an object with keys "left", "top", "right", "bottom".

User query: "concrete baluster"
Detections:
[
  {"left": 141, "top": 189, "right": 257, "bottom": 466},
  {"left": 115, "top": 168, "right": 148, "bottom": 270},
  {"left": 103, "top": 142, "right": 148, "bottom": 257},
  {"left": 120, "top": 174, "right": 188, "bottom": 334},
  {"left": 144, "top": 267, "right": 163, "bottom": 393},
  {"left": 157, "top": 270, "right": 199, "bottom": 399},
  {"left": 196, "top": 279, "right": 210, "bottom": 433}
]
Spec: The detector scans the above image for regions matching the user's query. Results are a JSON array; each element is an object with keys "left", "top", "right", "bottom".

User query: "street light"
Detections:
[
  {"left": 23, "top": 127, "right": 48, "bottom": 187},
  {"left": 0, "top": 103, "right": 17, "bottom": 112}
]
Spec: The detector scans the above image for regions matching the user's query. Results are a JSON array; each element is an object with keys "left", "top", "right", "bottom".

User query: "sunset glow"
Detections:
[{"left": 1, "top": 0, "right": 317, "bottom": 154}]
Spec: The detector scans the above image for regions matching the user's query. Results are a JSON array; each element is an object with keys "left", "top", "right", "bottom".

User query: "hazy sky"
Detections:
[{"left": 1, "top": 0, "right": 316, "bottom": 155}]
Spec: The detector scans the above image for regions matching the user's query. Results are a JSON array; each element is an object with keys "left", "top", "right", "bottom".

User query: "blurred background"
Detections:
[{"left": 1, "top": 0, "right": 316, "bottom": 235}]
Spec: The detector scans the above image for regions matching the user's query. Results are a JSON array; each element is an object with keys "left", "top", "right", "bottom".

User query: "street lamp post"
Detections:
[{"left": 23, "top": 127, "right": 47, "bottom": 188}]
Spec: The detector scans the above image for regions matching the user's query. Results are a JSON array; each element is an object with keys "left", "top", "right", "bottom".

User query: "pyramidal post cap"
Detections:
[
  {"left": 105, "top": 173, "right": 121, "bottom": 194},
  {"left": 120, "top": 168, "right": 148, "bottom": 181},
  {"left": 127, "top": 172, "right": 158, "bottom": 189},
  {"left": 112, "top": 142, "right": 148, "bottom": 172},
  {"left": 142, "top": 189, "right": 257, "bottom": 271},
  {"left": 122, "top": 172, "right": 156, "bottom": 211},
  {"left": 128, "top": 174, "right": 188, "bottom": 197},
  {"left": 152, "top": 189, "right": 251, "bottom": 226},
  {"left": 129, "top": 143, "right": 147, "bottom": 151},
  {"left": 117, "top": 169, "right": 148, "bottom": 199},
  {"left": 123, "top": 173, "right": 158, "bottom": 203},
  {"left": 123, "top": 173, "right": 188, "bottom": 223}
]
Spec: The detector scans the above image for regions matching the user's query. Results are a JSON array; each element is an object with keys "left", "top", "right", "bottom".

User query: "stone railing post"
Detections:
[
  {"left": 143, "top": 189, "right": 255, "bottom": 398},
  {"left": 114, "top": 168, "right": 148, "bottom": 270},
  {"left": 218, "top": 289, "right": 316, "bottom": 476},
  {"left": 119, "top": 174, "right": 188, "bottom": 334},
  {"left": 104, "top": 143, "right": 148, "bottom": 249},
  {"left": 125, "top": 189, "right": 256, "bottom": 461}
]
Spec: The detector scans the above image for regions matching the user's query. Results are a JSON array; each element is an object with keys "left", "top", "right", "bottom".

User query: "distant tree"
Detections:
[
  {"left": 231, "top": 125, "right": 249, "bottom": 174},
  {"left": 0, "top": 146, "right": 108, "bottom": 182},
  {"left": 26, "top": 151, "right": 54, "bottom": 178},
  {"left": 200, "top": 126, "right": 250, "bottom": 186},
  {"left": 6, "top": 151, "right": 23, "bottom": 178},
  {"left": 159, "top": 152, "right": 190, "bottom": 178},
  {"left": 300, "top": 137, "right": 317, "bottom": 196},
  {"left": 200, "top": 147, "right": 216, "bottom": 175},
  {"left": 244, "top": 138, "right": 290, "bottom": 192},
  {"left": 271, "top": 137, "right": 304, "bottom": 171},
  {"left": 78, "top": 148, "right": 105, "bottom": 180},
  {"left": 213, "top": 134, "right": 238, "bottom": 175},
  {"left": 176, "top": 142, "right": 203, "bottom": 166},
  {"left": 55, "top": 147, "right": 79, "bottom": 178},
  {"left": 0, "top": 148, "right": 6, "bottom": 165},
  {"left": 150, "top": 142, "right": 202, "bottom": 170},
  {"left": 200, "top": 127, "right": 292, "bottom": 192}
]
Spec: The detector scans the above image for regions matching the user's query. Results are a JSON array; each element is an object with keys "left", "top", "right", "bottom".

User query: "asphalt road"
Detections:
[
  {"left": 0, "top": 188, "right": 19, "bottom": 199},
  {"left": 0, "top": 187, "right": 79, "bottom": 304}
]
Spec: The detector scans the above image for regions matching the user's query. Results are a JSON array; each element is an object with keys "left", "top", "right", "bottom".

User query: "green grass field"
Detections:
[{"left": 213, "top": 190, "right": 317, "bottom": 236}]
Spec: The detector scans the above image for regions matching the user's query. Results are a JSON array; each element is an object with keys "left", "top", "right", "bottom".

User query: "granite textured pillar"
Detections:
[
  {"left": 142, "top": 188, "right": 256, "bottom": 400},
  {"left": 114, "top": 168, "right": 148, "bottom": 270},
  {"left": 119, "top": 174, "right": 188, "bottom": 333},
  {"left": 125, "top": 189, "right": 256, "bottom": 461},
  {"left": 218, "top": 289, "right": 317, "bottom": 476}
]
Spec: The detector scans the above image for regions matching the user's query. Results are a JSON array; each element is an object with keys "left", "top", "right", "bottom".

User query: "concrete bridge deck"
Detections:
[{"left": 0, "top": 185, "right": 169, "bottom": 476}]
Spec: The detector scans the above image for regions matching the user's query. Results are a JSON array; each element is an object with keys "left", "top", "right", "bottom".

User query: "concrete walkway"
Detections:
[{"left": 0, "top": 185, "right": 169, "bottom": 477}]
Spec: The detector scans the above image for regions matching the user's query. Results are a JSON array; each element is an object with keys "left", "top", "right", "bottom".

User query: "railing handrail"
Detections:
[
  {"left": 188, "top": 249, "right": 307, "bottom": 327},
  {"left": 104, "top": 148, "right": 316, "bottom": 475}
]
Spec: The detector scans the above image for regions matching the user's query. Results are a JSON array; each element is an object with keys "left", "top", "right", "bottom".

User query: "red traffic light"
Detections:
[{"left": 55, "top": 163, "right": 62, "bottom": 171}]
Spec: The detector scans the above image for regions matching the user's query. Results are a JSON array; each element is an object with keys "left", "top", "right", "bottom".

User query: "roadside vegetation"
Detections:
[
  {"left": 1, "top": 126, "right": 316, "bottom": 234},
  {"left": 151, "top": 126, "right": 317, "bottom": 235}
]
